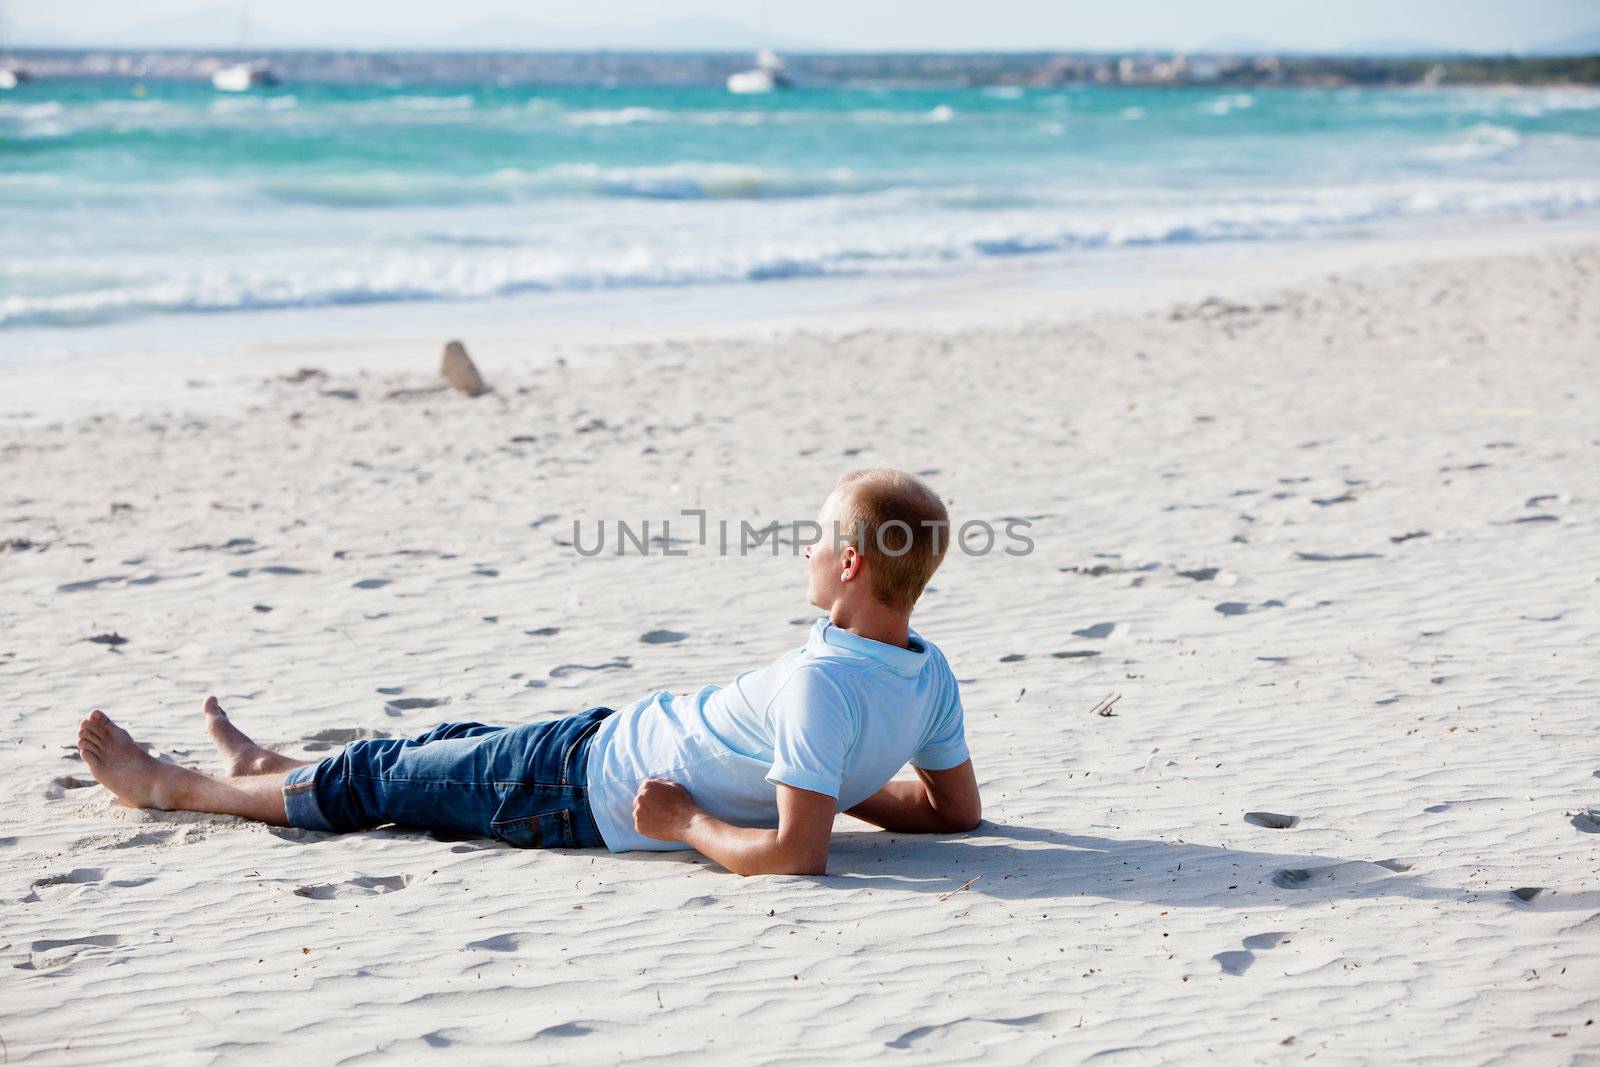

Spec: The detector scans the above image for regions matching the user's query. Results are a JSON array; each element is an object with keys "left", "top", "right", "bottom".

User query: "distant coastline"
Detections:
[{"left": 4, "top": 48, "right": 1598, "bottom": 88}]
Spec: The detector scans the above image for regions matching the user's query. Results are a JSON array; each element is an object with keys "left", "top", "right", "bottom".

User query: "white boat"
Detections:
[
  {"left": 726, "top": 48, "right": 792, "bottom": 94},
  {"left": 212, "top": 59, "right": 277, "bottom": 92},
  {"left": 0, "top": 64, "right": 29, "bottom": 89},
  {"left": 0, "top": 0, "right": 28, "bottom": 89}
]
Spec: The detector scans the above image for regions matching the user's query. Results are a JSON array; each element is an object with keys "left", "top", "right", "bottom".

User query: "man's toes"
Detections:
[
  {"left": 89, "top": 709, "right": 109, "bottom": 724},
  {"left": 204, "top": 696, "right": 224, "bottom": 717}
]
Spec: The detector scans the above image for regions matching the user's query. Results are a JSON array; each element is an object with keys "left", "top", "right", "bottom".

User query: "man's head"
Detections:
[{"left": 805, "top": 468, "right": 950, "bottom": 617}]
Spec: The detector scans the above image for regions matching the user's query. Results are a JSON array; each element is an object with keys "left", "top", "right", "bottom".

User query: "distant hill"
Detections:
[
  {"left": 435, "top": 16, "right": 824, "bottom": 53},
  {"left": 1339, "top": 36, "right": 1455, "bottom": 57},
  {"left": 1527, "top": 28, "right": 1600, "bottom": 55}
]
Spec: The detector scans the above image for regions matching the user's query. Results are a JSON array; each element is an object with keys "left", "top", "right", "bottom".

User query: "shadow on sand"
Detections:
[{"left": 810, "top": 821, "right": 1600, "bottom": 912}]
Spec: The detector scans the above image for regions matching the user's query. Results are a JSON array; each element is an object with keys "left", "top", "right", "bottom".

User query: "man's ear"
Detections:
[{"left": 839, "top": 544, "right": 863, "bottom": 583}]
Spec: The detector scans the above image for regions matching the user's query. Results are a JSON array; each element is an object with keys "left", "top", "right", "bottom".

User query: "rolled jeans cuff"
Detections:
[{"left": 282, "top": 762, "right": 337, "bottom": 832}]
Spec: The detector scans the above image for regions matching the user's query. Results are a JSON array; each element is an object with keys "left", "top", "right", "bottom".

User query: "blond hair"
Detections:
[{"left": 835, "top": 469, "right": 950, "bottom": 611}]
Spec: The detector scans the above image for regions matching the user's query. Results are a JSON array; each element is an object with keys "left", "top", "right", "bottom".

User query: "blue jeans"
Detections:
[{"left": 281, "top": 707, "right": 614, "bottom": 848}]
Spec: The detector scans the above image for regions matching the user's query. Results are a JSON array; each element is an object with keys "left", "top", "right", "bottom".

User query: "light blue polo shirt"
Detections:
[{"left": 584, "top": 619, "right": 969, "bottom": 852}]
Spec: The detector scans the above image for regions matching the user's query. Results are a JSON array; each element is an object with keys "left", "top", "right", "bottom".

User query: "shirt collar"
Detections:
[{"left": 809, "top": 618, "right": 929, "bottom": 678}]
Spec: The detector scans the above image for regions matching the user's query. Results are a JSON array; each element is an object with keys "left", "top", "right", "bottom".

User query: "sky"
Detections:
[{"left": 6, "top": 0, "right": 1599, "bottom": 54}]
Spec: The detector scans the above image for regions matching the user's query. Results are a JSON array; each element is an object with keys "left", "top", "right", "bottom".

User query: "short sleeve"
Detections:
[
  {"left": 764, "top": 666, "right": 857, "bottom": 799},
  {"left": 910, "top": 680, "right": 969, "bottom": 771}
]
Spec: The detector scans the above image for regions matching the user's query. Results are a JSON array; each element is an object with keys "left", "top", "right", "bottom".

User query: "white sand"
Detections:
[{"left": 2, "top": 232, "right": 1598, "bottom": 1062}]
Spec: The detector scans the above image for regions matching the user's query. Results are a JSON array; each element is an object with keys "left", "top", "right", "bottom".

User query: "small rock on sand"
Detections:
[{"left": 441, "top": 340, "right": 488, "bottom": 396}]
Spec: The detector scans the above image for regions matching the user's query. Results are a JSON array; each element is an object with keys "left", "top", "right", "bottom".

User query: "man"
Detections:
[{"left": 75, "top": 469, "right": 981, "bottom": 876}]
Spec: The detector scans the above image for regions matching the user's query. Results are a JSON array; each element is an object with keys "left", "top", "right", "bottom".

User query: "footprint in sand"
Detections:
[
  {"left": 352, "top": 578, "right": 392, "bottom": 589},
  {"left": 1511, "top": 887, "right": 1546, "bottom": 903},
  {"left": 32, "top": 868, "right": 105, "bottom": 888},
  {"left": 58, "top": 574, "right": 141, "bottom": 593},
  {"left": 229, "top": 566, "right": 309, "bottom": 578},
  {"left": 1243, "top": 931, "right": 1292, "bottom": 950},
  {"left": 1215, "top": 599, "right": 1285, "bottom": 616},
  {"left": 302, "top": 726, "right": 393, "bottom": 751},
  {"left": 885, "top": 1010, "right": 1076, "bottom": 1050},
  {"left": 1071, "top": 622, "right": 1117, "bottom": 640},
  {"left": 106, "top": 829, "right": 178, "bottom": 850},
  {"left": 640, "top": 630, "right": 688, "bottom": 645},
  {"left": 1244, "top": 811, "right": 1300, "bottom": 829},
  {"left": 465, "top": 932, "right": 524, "bottom": 952},
  {"left": 549, "top": 658, "right": 631, "bottom": 679},
  {"left": 179, "top": 536, "right": 259, "bottom": 555},
  {"left": 1212, "top": 950, "right": 1256, "bottom": 976},
  {"left": 1294, "top": 551, "right": 1382, "bottom": 562},
  {"left": 1271, "top": 860, "right": 1401, "bottom": 890},
  {"left": 1213, "top": 931, "right": 1293, "bottom": 976},
  {"left": 45, "top": 774, "right": 97, "bottom": 799},
  {"left": 1570, "top": 808, "right": 1600, "bottom": 833},
  {"left": 384, "top": 697, "right": 447, "bottom": 715},
  {"left": 304, "top": 727, "right": 392, "bottom": 743},
  {"left": 1177, "top": 567, "right": 1220, "bottom": 581},
  {"left": 24, "top": 868, "right": 154, "bottom": 901},
  {"left": 18, "top": 934, "right": 125, "bottom": 971},
  {"left": 294, "top": 874, "right": 415, "bottom": 900}
]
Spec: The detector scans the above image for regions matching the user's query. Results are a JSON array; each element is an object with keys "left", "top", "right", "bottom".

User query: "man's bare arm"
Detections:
[
  {"left": 633, "top": 779, "right": 835, "bottom": 876},
  {"left": 846, "top": 759, "right": 981, "bottom": 834}
]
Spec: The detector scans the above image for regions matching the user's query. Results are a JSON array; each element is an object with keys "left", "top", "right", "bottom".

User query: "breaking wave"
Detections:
[{"left": 7, "top": 177, "right": 1599, "bottom": 329}]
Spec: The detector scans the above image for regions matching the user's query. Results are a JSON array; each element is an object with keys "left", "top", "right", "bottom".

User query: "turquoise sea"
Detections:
[{"left": 3, "top": 79, "right": 1599, "bottom": 332}]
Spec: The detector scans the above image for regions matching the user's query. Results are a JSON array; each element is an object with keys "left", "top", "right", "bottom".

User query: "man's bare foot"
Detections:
[
  {"left": 203, "top": 696, "right": 299, "bottom": 777},
  {"left": 77, "top": 710, "right": 192, "bottom": 810}
]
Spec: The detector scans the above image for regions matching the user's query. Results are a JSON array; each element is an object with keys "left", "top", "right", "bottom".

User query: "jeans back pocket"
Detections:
[{"left": 491, "top": 809, "right": 574, "bottom": 849}]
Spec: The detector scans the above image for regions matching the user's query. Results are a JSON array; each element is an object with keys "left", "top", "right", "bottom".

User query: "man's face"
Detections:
[{"left": 805, "top": 488, "right": 845, "bottom": 610}]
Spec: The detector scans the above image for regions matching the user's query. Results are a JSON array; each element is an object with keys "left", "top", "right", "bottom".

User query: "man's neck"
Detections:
[{"left": 827, "top": 601, "right": 913, "bottom": 650}]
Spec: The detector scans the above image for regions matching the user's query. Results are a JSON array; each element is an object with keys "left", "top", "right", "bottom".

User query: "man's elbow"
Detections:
[
  {"left": 736, "top": 843, "right": 828, "bottom": 877},
  {"left": 734, "top": 858, "right": 827, "bottom": 878},
  {"left": 941, "top": 804, "right": 982, "bottom": 833}
]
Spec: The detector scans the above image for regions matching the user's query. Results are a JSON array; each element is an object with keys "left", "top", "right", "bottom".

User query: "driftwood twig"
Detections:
[
  {"left": 938, "top": 875, "right": 982, "bottom": 902},
  {"left": 1090, "top": 692, "right": 1122, "bottom": 717}
]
